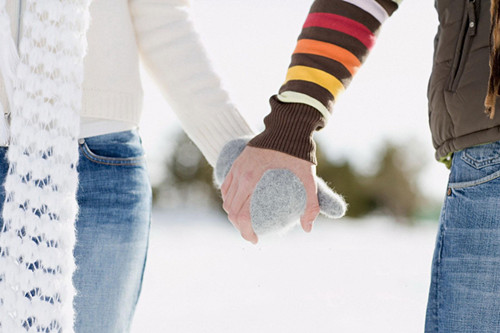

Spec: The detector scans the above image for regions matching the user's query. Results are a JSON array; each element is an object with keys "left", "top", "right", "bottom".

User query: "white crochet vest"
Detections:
[{"left": 0, "top": 1, "right": 90, "bottom": 332}]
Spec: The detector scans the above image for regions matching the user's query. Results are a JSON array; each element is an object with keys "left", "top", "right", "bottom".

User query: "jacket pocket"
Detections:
[{"left": 447, "top": 0, "right": 478, "bottom": 92}]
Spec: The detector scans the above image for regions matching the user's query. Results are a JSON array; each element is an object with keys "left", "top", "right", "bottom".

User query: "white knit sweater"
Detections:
[
  {"left": 1, "top": 0, "right": 254, "bottom": 166},
  {"left": 0, "top": 1, "right": 254, "bottom": 332}
]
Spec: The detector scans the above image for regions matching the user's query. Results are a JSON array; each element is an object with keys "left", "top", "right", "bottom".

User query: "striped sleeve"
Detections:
[{"left": 249, "top": 0, "right": 401, "bottom": 164}]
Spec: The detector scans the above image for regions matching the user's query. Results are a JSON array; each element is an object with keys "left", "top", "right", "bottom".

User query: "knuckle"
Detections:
[
  {"left": 238, "top": 211, "right": 251, "bottom": 223},
  {"left": 228, "top": 213, "right": 236, "bottom": 222},
  {"left": 235, "top": 213, "right": 249, "bottom": 226},
  {"left": 237, "top": 218, "right": 251, "bottom": 231},
  {"left": 242, "top": 172, "right": 254, "bottom": 184},
  {"left": 240, "top": 212, "right": 251, "bottom": 222},
  {"left": 232, "top": 162, "right": 244, "bottom": 174},
  {"left": 304, "top": 205, "right": 320, "bottom": 219}
]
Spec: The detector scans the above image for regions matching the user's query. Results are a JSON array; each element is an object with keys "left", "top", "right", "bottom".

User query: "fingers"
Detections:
[
  {"left": 226, "top": 184, "right": 257, "bottom": 244},
  {"left": 300, "top": 177, "right": 320, "bottom": 233},
  {"left": 227, "top": 188, "right": 251, "bottom": 226},
  {"left": 222, "top": 181, "right": 241, "bottom": 232},
  {"left": 222, "top": 176, "right": 239, "bottom": 215},
  {"left": 220, "top": 171, "right": 233, "bottom": 197},
  {"left": 225, "top": 189, "right": 257, "bottom": 244},
  {"left": 226, "top": 169, "right": 254, "bottom": 218},
  {"left": 221, "top": 168, "right": 258, "bottom": 244},
  {"left": 235, "top": 199, "right": 258, "bottom": 244}
]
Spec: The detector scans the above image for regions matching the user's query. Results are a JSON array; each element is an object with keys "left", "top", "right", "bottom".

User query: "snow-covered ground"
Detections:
[{"left": 132, "top": 209, "right": 438, "bottom": 333}]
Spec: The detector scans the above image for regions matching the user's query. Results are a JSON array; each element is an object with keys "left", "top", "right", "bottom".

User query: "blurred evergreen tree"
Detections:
[
  {"left": 370, "top": 144, "right": 422, "bottom": 218},
  {"left": 317, "top": 142, "right": 423, "bottom": 219},
  {"left": 154, "top": 131, "right": 221, "bottom": 209},
  {"left": 315, "top": 147, "right": 376, "bottom": 218}
]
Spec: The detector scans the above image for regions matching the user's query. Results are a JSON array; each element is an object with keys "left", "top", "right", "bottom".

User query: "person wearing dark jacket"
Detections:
[{"left": 221, "top": 0, "right": 500, "bottom": 331}]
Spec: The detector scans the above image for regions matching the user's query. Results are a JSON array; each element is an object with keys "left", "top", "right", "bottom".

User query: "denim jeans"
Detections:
[
  {"left": 425, "top": 141, "right": 500, "bottom": 332},
  {"left": 0, "top": 129, "right": 152, "bottom": 333}
]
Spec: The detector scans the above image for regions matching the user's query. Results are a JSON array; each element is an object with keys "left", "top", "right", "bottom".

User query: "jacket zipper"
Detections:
[{"left": 448, "top": 0, "right": 478, "bottom": 92}]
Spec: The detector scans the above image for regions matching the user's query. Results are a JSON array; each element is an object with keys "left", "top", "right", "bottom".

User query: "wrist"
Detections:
[{"left": 247, "top": 95, "right": 325, "bottom": 164}]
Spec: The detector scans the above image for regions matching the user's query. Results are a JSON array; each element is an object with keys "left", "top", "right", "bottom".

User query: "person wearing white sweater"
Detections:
[
  {"left": 0, "top": 0, "right": 253, "bottom": 332},
  {"left": 1, "top": 0, "right": 253, "bottom": 165}
]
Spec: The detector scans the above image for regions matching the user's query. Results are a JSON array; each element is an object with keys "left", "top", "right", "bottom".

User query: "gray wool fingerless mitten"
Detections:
[{"left": 214, "top": 138, "right": 347, "bottom": 236}]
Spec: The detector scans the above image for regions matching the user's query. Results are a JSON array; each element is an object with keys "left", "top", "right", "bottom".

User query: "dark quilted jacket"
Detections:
[{"left": 429, "top": 0, "right": 500, "bottom": 162}]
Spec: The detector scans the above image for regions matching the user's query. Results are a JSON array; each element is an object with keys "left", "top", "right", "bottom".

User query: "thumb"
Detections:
[{"left": 300, "top": 177, "right": 320, "bottom": 233}]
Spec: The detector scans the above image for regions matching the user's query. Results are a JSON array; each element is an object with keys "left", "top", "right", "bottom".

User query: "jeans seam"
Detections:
[
  {"left": 436, "top": 228, "right": 444, "bottom": 333},
  {"left": 435, "top": 196, "right": 448, "bottom": 333},
  {"left": 448, "top": 169, "right": 500, "bottom": 189},
  {"left": 127, "top": 189, "right": 152, "bottom": 333}
]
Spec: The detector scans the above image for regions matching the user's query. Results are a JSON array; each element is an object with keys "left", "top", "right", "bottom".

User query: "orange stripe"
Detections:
[{"left": 293, "top": 39, "right": 360, "bottom": 76}]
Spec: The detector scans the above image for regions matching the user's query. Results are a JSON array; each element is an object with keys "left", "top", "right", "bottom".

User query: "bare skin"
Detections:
[{"left": 221, "top": 145, "right": 320, "bottom": 244}]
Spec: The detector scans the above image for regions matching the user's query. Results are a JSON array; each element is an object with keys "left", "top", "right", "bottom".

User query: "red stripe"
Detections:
[{"left": 303, "top": 13, "right": 376, "bottom": 49}]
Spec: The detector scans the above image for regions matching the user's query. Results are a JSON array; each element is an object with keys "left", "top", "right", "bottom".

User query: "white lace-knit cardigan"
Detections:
[{"left": 0, "top": 0, "right": 91, "bottom": 332}]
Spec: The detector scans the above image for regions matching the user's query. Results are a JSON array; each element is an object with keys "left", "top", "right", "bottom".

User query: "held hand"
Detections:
[
  {"left": 220, "top": 146, "right": 320, "bottom": 244},
  {"left": 214, "top": 138, "right": 347, "bottom": 244}
]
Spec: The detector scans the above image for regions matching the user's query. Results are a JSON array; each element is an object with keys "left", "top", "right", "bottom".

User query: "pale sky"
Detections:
[{"left": 139, "top": 0, "right": 450, "bottom": 201}]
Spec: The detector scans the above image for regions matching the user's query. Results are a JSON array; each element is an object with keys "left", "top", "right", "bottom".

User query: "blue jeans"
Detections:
[
  {"left": 425, "top": 141, "right": 500, "bottom": 332},
  {"left": 0, "top": 129, "right": 152, "bottom": 332}
]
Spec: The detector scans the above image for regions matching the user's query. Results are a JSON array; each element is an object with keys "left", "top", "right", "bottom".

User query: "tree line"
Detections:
[{"left": 153, "top": 131, "right": 438, "bottom": 222}]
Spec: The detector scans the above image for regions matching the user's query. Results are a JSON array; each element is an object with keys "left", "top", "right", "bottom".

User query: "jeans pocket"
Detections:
[
  {"left": 449, "top": 141, "right": 500, "bottom": 189},
  {"left": 79, "top": 129, "right": 145, "bottom": 166}
]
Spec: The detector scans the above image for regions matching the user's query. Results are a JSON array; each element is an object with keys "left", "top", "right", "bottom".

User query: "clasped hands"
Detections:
[{"left": 214, "top": 138, "right": 347, "bottom": 244}]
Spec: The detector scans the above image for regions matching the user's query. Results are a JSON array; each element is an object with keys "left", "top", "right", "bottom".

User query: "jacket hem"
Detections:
[{"left": 434, "top": 126, "right": 500, "bottom": 161}]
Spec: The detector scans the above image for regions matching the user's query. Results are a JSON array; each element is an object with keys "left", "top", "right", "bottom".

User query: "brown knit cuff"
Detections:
[{"left": 248, "top": 95, "right": 326, "bottom": 164}]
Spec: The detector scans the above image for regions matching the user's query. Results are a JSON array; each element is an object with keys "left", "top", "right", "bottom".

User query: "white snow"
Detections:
[{"left": 132, "top": 209, "right": 437, "bottom": 333}]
